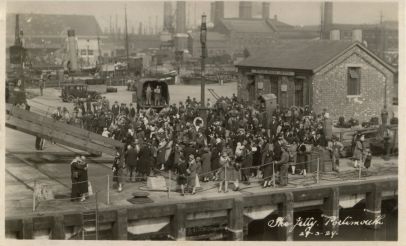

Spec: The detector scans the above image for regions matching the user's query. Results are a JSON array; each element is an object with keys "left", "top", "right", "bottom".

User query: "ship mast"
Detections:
[{"left": 124, "top": 5, "right": 129, "bottom": 74}]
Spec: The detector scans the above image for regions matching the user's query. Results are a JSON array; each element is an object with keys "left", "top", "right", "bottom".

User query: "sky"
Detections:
[{"left": 6, "top": 1, "right": 399, "bottom": 33}]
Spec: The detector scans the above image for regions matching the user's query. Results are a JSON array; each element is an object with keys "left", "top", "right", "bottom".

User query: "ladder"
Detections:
[{"left": 81, "top": 193, "right": 99, "bottom": 240}]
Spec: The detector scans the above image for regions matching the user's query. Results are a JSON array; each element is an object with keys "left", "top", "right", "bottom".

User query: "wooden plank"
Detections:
[
  {"left": 184, "top": 199, "right": 234, "bottom": 213},
  {"left": 63, "top": 214, "right": 83, "bottom": 227},
  {"left": 22, "top": 217, "right": 34, "bottom": 239},
  {"left": 293, "top": 188, "right": 330, "bottom": 202},
  {"left": 6, "top": 117, "right": 115, "bottom": 155},
  {"left": 277, "top": 192, "right": 294, "bottom": 241},
  {"left": 7, "top": 104, "right": 123, "bottom": 149},
  {"left": 339, "top": 183, "right": 375, "bottom": 195},
  {"left": 228, "top": 197, "right": 244, "bottom": 240},
  {"left": 171, "top": 203, "right": 186, "bottom": 240},
  {"left": 51, "top": 215, "right": 65, "bottom": 240},
  {"left": 322, "top": 187, "right": 339, "bottom": 235},
  {"left": 5, "top": 219, "right": 22, "bottom": 233},
  {"left": 128, "top": 205, "right": 176, "bottom": 220},
  {"left": 186, "top": 216, "right": 228, "bottom": 228},
  {"left": 112, "top": 209, "right": 128, "bottom": 240},
  {"left": 243, "top": 193, "right": 285, "bottom": 207},
  {"left": 33, "top": 216, "right": 53, "bottom": 230},
  {"left": 365, "top": 184, "right": 383, "bottom": 230}
]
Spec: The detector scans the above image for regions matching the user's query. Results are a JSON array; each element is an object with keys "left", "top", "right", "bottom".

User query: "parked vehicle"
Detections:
[{"left": 60, "top": 83, "right": 101, "bottom": 102}]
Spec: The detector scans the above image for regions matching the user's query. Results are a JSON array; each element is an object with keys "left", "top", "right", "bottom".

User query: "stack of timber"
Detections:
[{"left": 5, "top": 104, "right": 124, "bottom": 156}]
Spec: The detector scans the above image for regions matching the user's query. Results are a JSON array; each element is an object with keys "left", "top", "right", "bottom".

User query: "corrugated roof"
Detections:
[
  {"left": 7, "top": 13, "right": 102, "bottom": 37},
  {"left": 236, "top": 40, "right": 354, "bottom": 71},
  {"left": 220, "top": 18, "right": 275, "bottom": 33}
]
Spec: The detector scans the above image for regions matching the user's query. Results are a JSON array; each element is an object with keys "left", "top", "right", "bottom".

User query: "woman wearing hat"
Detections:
[
  {"left": 187, "top": 154, "right": 199, "bottom": 195},
  {"left": 176, "top": 155, "right": 188, "bottom": 196},
  {"left": 200, "top": 147, "right": 212, "bottom": 182},
  {"left": 112, "top": 151, "right": 124, "bottom": 192},
  {"left": 218, "top": 151, "right": 231, "bottom": 192},
  {"left": 352, "top": 134, "right": 365, "bottom": 168}
]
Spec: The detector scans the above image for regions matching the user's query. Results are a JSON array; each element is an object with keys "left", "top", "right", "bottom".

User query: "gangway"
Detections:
[
  {"left": 5, "top": 104, "right": 124, "bottom": 156},
  {"left": 207, "top": 88, "right": 220, "bottom": 101}
]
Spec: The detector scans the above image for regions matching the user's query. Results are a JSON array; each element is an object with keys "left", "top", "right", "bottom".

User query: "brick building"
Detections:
[{"left": 235, "top": 40, "right": 397, "bottom": 122}]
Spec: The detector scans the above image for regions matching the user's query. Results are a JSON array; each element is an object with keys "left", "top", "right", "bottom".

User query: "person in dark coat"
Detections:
[
  {"left": 176, "top": 156, "right": 188, "bottom": 196},
  {"left": 112, "top": 151, "right": 124, "bottom": 192},
  {"left": 276, "top": 144, "right": 290, "bottom": 187},
  {"left": 261, "top": 143, "right": 274, "bottom": 188},
  {"left": 70, "top": 156, "right": 81, "bottom": 201},
  {"left": 74, "top": 156, "right": 88, "bottom": 202},
  {"left": 125, "top": 145, "right": 138, "bottom": 182},
  {"left": 200, "top": 147, "right": 212, "bottom": 182},
  {"left": 138, "top": 141, "right": 154, "bottom": 178},
  {"left": 296, "top": 142, "right": 308, "bottom": 176}
]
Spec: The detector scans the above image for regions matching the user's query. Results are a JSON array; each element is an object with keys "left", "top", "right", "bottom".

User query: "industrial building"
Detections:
[
  {"left": 6, "top": 13, "right": 104, "bottom": 68},
  {"left": 235, "top": 40, "right": 397, "bottom": 122}
]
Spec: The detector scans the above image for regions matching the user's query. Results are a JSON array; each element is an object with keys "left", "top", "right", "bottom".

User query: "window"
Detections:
[
  {"left": 347, "top": 67, "right": 361, "bottom": 95},
  {"left": 88, "top": 50, "right": 94, "bottom": 55},
  {"left": 80, "top": 49, "right": 87, "bottom": 55}
]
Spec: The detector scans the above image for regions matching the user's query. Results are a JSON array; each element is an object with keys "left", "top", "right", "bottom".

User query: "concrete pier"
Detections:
[{"left": 5, "top": 177, "right": 397, "bottom": 240}]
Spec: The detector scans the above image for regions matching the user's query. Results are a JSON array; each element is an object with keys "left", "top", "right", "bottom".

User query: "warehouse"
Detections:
[{"left": 235, "top": 40, "right": 396, "bottom": 122}]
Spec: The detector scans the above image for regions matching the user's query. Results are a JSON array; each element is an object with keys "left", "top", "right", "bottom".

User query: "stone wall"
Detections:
[{"left": 312, "top": 46, "right": 395, "bottom": 122}]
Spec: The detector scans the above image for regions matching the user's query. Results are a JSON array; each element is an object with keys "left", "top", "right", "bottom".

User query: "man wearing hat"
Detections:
[
  {"left": 112, "top": 101, "right": 120, "bottom": 120},
  {"left": 327, "top": 135, "right": 344, "bottom": 172},
  {"left": 275, "top": 143, "right": 290, "bottom": 187}
]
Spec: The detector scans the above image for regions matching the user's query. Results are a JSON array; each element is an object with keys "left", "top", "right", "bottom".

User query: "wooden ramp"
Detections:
[{"left": 5, "top": 104, "right": 124, "bottom": 156}]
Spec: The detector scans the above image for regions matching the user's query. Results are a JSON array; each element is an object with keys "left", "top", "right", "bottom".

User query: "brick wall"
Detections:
[{"left": 312, "top": 46, "right": 395, "bottom": 123}]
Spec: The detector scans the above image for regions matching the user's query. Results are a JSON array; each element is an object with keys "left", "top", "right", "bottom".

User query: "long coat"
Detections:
[
  {"left": 138, "top": 145, "right": 154, "bottom": 175},
  {"left": 71, "top": 161, "right": 88, "bottom": 198},
  {"left": 200, "top": 151, "right": 212, "bottom": 175},
  {"left": 352, "top": 140, "right": 364, "bottom": 161},
  {"left": 125, "top": 148, "right": 138, "bottom": 167}
]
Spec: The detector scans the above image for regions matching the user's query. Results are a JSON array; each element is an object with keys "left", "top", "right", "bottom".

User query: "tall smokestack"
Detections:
[
  {"left": 324, "top": 2, "right": 333, "bottom": 27},
  {"left": 138, "top": 22, "right": 143, "bottom": 35},
  {"left": 210, "top": 2, "right": 215, "bottom": 23},
  {"left": 262, "top": 2, "right": 270, "bottom": 19},
  {"left": 15, "top": 14, "right": 22, "bottom": 46},
  {"left": 163, "top": 2, "right": 173, "bottom": 31},
  {"left": 239, "top": 1, "right": 252, "bottom": 19},
  {"left": 213, "top": 1, "right": 224, "bottom": 27},
  {"left": 175, "top": 1, "right": 187, "bottom": 51},
  {"left": 176, "top": 1, "right": 186, "bottom": 33},
  {"left": 67, "top": 29, "right": 78, "bottom": 72}
]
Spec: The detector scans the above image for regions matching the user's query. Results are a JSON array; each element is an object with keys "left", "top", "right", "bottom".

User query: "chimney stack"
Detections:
[
  {"left": 176, "top": 1, "right": 186, "bottom": 33},
  {"left": 163, "top": 2, "right": 173, "bottom": 32},
  {"left": 262, "top": 2, "right": 270, "bottom": 19},
  {"left": 67, "top": 29, "right": 78, "bottom": 72},
  {"left": 239, "top": 1, "right": 252, "bottom": 19},
  {"left": 213, "top": 1, "right": 224, "bottom": 27}
]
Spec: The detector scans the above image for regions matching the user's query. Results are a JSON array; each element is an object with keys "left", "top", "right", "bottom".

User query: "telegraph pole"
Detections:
[
  {"left": 200, "top": 14, "right": 207, "bottom": 122},
  {"left": 124, "top": 5, "right": 130, "bottom": 74}
]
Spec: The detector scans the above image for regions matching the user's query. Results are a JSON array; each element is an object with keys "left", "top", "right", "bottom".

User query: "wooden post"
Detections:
[
  {"left": 365, "top": 184, "right": 382, "bottom": 230},
  {"left": 272, "top": 162, "right": 276, "bottom": 187},
  {"left": 171, "top": 203, "right": 186, "bottom": 240},
  {"left": 168, "top": 170, "right": 171, "bottom": 199},
  {"left": 112, "top": 209, "right": 128, "bottom": 240},
  {"left": 228, "top": 197, "right": 244, "bottom": 240},
  {"left": 316, "top": 158, "right": 320, "bottom": 184},
  {"left": 278, "top": 192, "right": 294, "bottom": 241},
  {"left": 33, "top": 180, "right": 36, "bottom": 212},
  {"left": 52, "top": 215, "right": 65, "bottom": 239},
  {"left": 322, "top": 187, "right": 339, "bottom": 236},
  {"left": 107, "top": 175, "right": 110, "bottom": 205},
  {"left": 22, "top": 218, "right": 33, "bottom": 239}
]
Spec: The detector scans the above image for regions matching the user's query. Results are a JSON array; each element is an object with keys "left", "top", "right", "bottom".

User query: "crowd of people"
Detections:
[{"left": 65, "top": 92, "right": 372, "bottom": 199}]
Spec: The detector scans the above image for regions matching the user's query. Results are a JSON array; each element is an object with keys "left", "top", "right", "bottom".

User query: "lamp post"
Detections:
[{"left": 200, "top": 14, "right": 207, "bottom": 122}]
